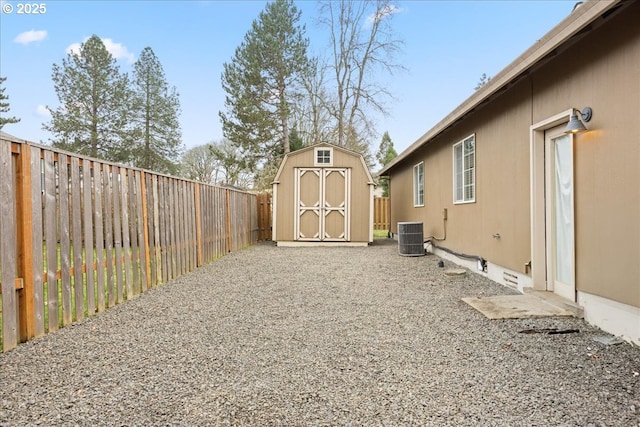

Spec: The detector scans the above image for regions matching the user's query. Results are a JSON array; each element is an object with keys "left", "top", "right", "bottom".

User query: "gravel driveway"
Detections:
[{"left": 1, "top": 240, "right": 639, "bottom": 426}]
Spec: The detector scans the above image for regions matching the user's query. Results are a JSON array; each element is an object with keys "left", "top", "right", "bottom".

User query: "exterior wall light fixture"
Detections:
[{"left": 564, "top": 107, "right": 592, "bottom": 134}]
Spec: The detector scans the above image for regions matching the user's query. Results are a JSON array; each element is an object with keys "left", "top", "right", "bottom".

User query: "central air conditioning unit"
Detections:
[{"left": 398, "top": 221, "right": 425, "bottom": 257}]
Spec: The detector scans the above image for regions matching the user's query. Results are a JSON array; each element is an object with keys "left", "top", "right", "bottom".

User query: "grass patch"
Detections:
[{"left": 373, "top": 229, "right": 389, "bottom": 238}]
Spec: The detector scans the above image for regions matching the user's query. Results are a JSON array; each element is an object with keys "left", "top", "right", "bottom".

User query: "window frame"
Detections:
[
  {"left": 453, "top": 134, "right": 476, "bottom": 204},
  {"left": 314, "top": 147, "right": 333, "bottom": 166},
  {"left": 413, "top": 161, "right": 424, "bottom": 207}
]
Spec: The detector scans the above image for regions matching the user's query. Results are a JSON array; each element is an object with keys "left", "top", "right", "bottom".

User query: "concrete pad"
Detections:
[
  {"left": 444, "top": 268, "right": 466, "bottom": 277},
  {"left": 462, "top": 294, "right": 575, "bottom": 319}
]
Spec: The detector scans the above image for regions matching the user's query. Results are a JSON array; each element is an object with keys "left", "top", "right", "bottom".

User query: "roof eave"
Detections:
[{"left": 379, "top": 0, "right": 621, "bottom": 176}]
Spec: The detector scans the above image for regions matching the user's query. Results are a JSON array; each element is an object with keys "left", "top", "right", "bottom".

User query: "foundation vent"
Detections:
[{"left": 503, "top": 272, "right": 519, "bottom": 288}]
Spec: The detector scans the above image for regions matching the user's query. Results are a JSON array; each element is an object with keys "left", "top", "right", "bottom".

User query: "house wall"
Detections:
[
  {"left": 531, "top": 3, "right": 640, "bottom": 307},
  {"left": 388, "top": 2, "right": 640, "bottom": 308},
  {"left": 274, "top": 146, "right": 372, "bottom": 242},
  {"left": 390, "top": 78, "right": 533, "bottom": 274}
]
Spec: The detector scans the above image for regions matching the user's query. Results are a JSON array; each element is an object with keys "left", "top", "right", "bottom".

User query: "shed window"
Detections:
[
  {"left": 314, "top": 147, "right": 333, "bottom": 166},
  {"left": 453, "top": 134, "right": 475, "bottom": 203},
  {"left": 413, "top": 162, "right": 424, "bottom": 207}
]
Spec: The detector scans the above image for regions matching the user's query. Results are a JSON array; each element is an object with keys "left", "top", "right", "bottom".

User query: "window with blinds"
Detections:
[
  {"left": 413, "top": 162, "right": 424, "bottom": 207},
  {"left": 453, "top": 134, "right": 475, "bottom": 203}
]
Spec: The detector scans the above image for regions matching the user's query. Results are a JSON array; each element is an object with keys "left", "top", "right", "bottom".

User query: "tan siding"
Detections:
[
  {"left": 388, "top": 3, "right": 640, "bottom": 308},
  {"left": 274, "top": 145, "right": 372, "bottom": 243},
  {"left": 531, "top": 4, "right": 640, "bottom": 306},
  {"left": 391, "top": 80, "right": 533, "bottom": 273}
]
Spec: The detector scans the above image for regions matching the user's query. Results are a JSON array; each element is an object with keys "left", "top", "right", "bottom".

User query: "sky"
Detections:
[{"left": 1, "top": 0, "right": 579, "bottom": 164}]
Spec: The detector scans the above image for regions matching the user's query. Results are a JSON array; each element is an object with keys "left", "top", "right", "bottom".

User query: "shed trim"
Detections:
[{"left": 272, "top": 142, "right": 374, "bottom": 184}]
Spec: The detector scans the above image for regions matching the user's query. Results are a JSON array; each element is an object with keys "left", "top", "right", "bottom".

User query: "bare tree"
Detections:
[
  {"left": 290, "top": 57, "right": 333, "bottom": 146},
  {"left": 209, "top": 139, "right": 253, "bottom": 188},
  {"left": 180, "top": 144, "right": 221, "bottom": 184},
  {"left": 317, "top": 0, "right": 404, "bottom": 153}
]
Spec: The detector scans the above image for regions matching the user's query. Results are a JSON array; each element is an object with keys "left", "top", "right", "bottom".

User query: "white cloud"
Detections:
[
  {"left": 366, "top": 5, "right": 402, "bottom": 26},
  {"left": 65, "top": 37, "right": 135, "bottom": 63},
  {"left": 66, "top": 42, "right": 82, "bottom": 56},
  {"left": 101, "top": 38, "right": 135, "bottom": 63},
  {"left": 14, "top": 30, "right": 48, "bottom": 45},
  {"left": 35, "top": 105, "right": 51, "bottom": 117}
]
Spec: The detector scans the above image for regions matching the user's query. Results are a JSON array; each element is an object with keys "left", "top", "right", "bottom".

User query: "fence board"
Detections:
[
  {"left": 153, "top": 176, "right": 161, "bottom": 285},
  {"left": 82, "top": 159, "right": 95, "bottom": 317},
  {"left": 103, "top": 166, "right": 115, "bottom": 308},
  {"left": 1, "top": 139, "right": 260, "bottom": 352},
  {"left": 140, "top": 172, "right": 152, "bottom": 288},
  {"left": 135, "top": 171, "right": 148, "bottom": 292},
  {"left": 374, "top": 197, "right": 390, "bottom": 231},
  {"left": 170, "top": 180, "right": 178, "bottom": 278},
  {"left": 257, "top": 193, "right": 272, "bottom": 241},
  {"left": 30, "top": 146, "right": 45, "bottom": 337},
  {"left": 182, "top": 182, "right": 189, "bottom": 271},
  {"left": 43, "top": 150, "right": 58, "bottom": 332},
  {"left": 58, "top": 154, "right": 72, "bottom": 326},
  {"left": 0, "top": 141, "right": 18, "bottom": 350},
  {"left": 159, "top": 177, "right": 168, "bottom": 283},
  {"left": 176, "top": 181, "right": 184, "bottom": 276},
  {"left": 187, "top": 182, "right": 194, "bottom": 271},
  {"left": 148, "top": 174, "right": 159, "bottom": 286},
  {"left": 93, "top": 164, "right": 105, "bottom": 313},
  {"left": 187, "top": 184, "right": 194, "bottom": 271},
  {"left": 112, "top": 166, "right": 124, "bottom": 304},
  {"left": 128, "top": 171, "right": 140, "bottom": 295},
  {"left": 70, "top": 157, "right": 84, "bottom": 321},
  {"left": 120, "top": 168, "right": 132, "bottom": 299}
]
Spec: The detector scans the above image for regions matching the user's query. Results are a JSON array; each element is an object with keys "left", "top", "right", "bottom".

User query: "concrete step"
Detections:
[{"left": 523, "top": 289, "right": 584, "bottom": 318}]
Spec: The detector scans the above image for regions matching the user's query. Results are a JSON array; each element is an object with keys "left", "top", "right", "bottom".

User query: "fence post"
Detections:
[
  {"left": 246, "top": 193, "right": 250, "bottom": 246},
  {"left": 225, "top": 188, "right": 231, "bottom": 252},
  {"left": 16, "top": 142, "right": 35, "bottom": 342}
]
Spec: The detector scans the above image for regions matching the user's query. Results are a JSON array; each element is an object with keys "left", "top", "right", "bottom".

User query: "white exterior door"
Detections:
[
  {"left": 295, "top": 168, "right": 349, "bottom": 241},
  {"left": 545, "top": 126, "right": 576, "bottom": 301}
]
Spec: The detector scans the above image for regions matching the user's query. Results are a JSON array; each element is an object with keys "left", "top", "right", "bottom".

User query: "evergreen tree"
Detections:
[
  {"left": 0, "top": 77, "right": 20, "bottom": 130},
  {"left": 375, "top": 131, "right": 397, "bottom": 197},
  {"left": 219, "top": 0, "right": 310, "bottom": 170},
  {"left": 131, "top": 47, "right": 183, "bottom": 174},
  {"left": 44, "top": 35, "right": 131, "bottom": 161},
  {"left": 288, "top": 127, "right": 305, "bottom": 152}
]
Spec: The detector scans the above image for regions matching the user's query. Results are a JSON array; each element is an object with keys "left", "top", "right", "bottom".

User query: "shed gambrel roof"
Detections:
[
  {"left": 379, "top": 0, "right": 626, "bottom": 175},
  {"left": 272, "top": 142, "right": 375, "bottom": 184}
]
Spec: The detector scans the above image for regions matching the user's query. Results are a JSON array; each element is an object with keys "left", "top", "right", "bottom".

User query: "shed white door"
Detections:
[{"left": 295, "top": 168, "right": 349, "bottom": 241}]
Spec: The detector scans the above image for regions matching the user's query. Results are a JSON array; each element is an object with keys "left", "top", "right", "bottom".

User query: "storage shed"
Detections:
[{"left": 272, "top": 143, "right": 374, "bottom": 246}]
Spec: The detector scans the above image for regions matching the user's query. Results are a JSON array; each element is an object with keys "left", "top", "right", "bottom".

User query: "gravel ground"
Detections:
[{"left": 1, "top": 239, "right": 639, "bottom": 426}]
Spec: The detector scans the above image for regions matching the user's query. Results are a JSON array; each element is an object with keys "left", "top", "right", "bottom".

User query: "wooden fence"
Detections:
[
  {"left": 374, "top": 197, "right": 390, "bottom": 230},
  {"left": 256, "top": 193, "right": 272, "bottom": 241},
  {"left": 0, "top": 138, "right": 263, "bottom": 352}
]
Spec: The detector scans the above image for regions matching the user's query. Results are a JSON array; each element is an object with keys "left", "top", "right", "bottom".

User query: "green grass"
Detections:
[
  {"left": 373, "top": 229, "right": 390, "bottom": 238},
  {"left": 1, "top": 243, "right": 147, "bottom": 351}
]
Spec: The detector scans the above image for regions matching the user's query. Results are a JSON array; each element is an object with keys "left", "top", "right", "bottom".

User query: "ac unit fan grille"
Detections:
[{"left": 398, "top": 222, "right": 424, "bottom": 257}]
